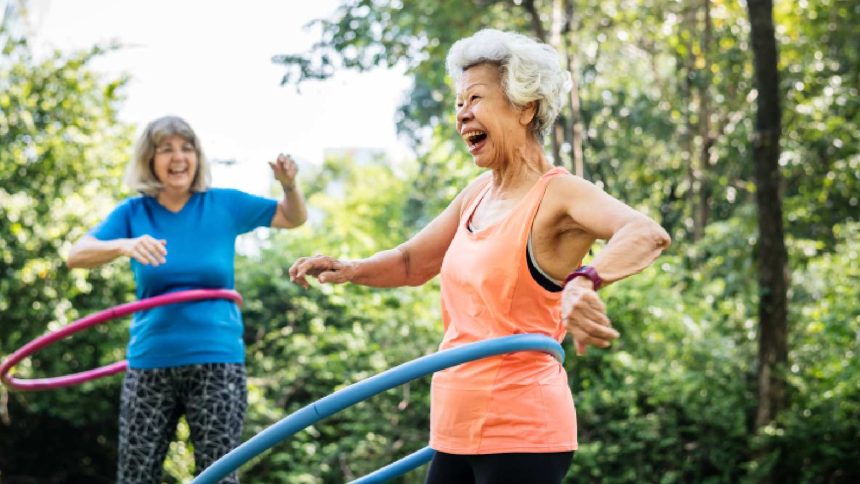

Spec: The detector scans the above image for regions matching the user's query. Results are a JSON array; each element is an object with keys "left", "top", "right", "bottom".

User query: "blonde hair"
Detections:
[
  {"left": 446, "top": 29, "right": 572, "bottom": 138},
  {"left": 124, "top": 115, "right": 211, "bottom": 196}
]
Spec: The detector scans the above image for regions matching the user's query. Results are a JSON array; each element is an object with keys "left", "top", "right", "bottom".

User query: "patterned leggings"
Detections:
[{"left": 117, "top": 363, "right": 247, "bottom": 484}]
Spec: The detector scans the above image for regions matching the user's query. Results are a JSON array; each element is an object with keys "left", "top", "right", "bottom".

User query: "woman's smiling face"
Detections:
[
  {"left": 151, "top": 134, "right": 198, "bottom": 194},
  {"left": 455, "top": 63, "right": 533, "bottom": 168}
]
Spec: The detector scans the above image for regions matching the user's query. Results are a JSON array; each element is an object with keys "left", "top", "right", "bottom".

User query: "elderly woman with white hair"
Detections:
[
  {"left": 67, "top": 115, "right": 308, "bottom": 483},
  {"left": 290, "top": 29, "right": 670, "bottom": 483}
]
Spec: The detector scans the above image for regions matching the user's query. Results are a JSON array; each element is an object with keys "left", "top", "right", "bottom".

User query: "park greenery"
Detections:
[{"left": 1, "top": 0, "right": 858, "bottom": 482}]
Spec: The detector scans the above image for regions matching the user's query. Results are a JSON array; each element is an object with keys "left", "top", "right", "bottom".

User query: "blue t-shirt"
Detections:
[{"left": 89, "top": 188, "right": 277, "bottom": 369}]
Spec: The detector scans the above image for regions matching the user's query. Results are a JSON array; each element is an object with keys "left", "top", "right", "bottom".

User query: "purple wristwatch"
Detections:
[{"left": 563, "top": 265, "right": 603, "bottom": 290}]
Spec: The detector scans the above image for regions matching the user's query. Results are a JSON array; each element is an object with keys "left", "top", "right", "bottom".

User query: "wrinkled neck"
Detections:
[{"left": 490, "top": 138, "right": 551, "bottom": 195}]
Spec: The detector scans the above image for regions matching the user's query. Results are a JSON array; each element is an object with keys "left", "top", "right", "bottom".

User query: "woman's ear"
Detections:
[{"left": 519, "top": 101, "right": 538, "bottom": 127}]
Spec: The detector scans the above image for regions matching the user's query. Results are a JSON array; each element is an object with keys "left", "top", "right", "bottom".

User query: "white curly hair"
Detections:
[{"left": 446, "top": 29, "right": 572, "bottom": 138}]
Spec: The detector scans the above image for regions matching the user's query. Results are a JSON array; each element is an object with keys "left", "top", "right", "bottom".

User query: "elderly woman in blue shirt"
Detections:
[{"left": 67, "top": 115, "right": 307, "bottom": 483}]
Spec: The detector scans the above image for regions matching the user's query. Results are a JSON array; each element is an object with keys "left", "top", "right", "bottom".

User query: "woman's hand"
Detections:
[
  {"left": 289, "top": 255, "right": 357, "bottom": 288},
  {"left": 561, "top": 278, "right": 619, "bottom": 356},
  {"left": 269, "top": 153, "right": 299, "bottom": 189},
  {"left": 119, "top": 235, "right": 167, "bottom": 266}
]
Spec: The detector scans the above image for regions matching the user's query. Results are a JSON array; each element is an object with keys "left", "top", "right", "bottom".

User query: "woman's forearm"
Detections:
[
  {"left": 588, "top": 216, "right": 671, "bottom": 284},
  {"left": 67, "top": 237, "right": 126, "bottom": 269},
  {"left": 277, "top": 183, "right": 308, "bottom": 227}
]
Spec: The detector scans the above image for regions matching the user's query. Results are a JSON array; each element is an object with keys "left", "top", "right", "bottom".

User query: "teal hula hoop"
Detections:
[{"left": 194, "top": 334, "right": 565, "bottom": 483}]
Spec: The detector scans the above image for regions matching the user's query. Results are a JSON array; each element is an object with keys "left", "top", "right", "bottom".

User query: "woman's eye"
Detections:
[{"left": 470, "top": 95, "right": 480, "bottom": 101}]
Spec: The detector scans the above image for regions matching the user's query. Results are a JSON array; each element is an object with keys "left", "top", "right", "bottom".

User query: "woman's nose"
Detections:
[{"left": 456, "top": 105, "right": 473, "bottom": 125}]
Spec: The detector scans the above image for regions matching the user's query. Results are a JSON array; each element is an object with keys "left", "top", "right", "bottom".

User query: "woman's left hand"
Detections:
[
  {"left": 561, "top": 278, "right": 620, "bottom": 356},
  {"left": 269, "top": 153, "right": 298, "bottom": 188}
]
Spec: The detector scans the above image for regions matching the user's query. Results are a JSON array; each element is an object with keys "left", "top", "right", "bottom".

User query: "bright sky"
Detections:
[{"left": 27, "top": 0, "right": 413, "bottom": 195}]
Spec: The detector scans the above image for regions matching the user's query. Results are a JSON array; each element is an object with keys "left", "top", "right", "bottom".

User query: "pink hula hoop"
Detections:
[{"left": 0, "top": 289, "right": 243, "bottom": 391}]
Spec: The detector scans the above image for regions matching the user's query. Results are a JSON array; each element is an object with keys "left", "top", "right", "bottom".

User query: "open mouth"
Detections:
[
  {"left": 168, "top": 166, "right": 189, "bottom": 176},
  {"left": 462, "top": 130, "right": 488, "bottom": 154}
]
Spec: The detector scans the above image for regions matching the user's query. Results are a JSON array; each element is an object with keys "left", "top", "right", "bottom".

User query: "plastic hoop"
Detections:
[
  {"left": 0, "top": 289, "right": 243, "bottom": 391},
  {"left": 193, "top": 334, "right": 564, "bottom": 483}
]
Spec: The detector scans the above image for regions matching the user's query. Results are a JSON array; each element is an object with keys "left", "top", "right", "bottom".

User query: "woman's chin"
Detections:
[{"left": 473, "top": 155, "right": 497, "bottom": 169}]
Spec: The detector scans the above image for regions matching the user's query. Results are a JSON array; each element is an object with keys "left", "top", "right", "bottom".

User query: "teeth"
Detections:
[{"left": 462, "top": 130, "right": 486, "bottom": 145}]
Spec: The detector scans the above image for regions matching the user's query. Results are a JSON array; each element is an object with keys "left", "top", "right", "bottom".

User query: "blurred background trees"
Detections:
[{"left": 1, "top": 0, "right": 858, "bottom": 482}]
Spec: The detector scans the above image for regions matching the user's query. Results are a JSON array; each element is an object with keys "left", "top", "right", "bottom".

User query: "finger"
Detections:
[
  {"left": 293, "top": 259, "right": 320, "bottom": 281},
  {"left": 149, "top": 246, "right": 167, "bottom": 264},
  {"left": 567, "top": 315, "right": 619, "bottom": 341},
  {"left": 292, "top": 274, "right": 310, "bottom": 288},
  {"left": 288, "top": 259, "right": 303, "bottom": 280},
  {"left": 147, "top": 239, "right": 168, "bottom": 258},
  {"left": 579, "top": 305, "right": 613, "bottom": 328},
  {"left": 318, "top": 269, "right": 346, "bottom": 284},
  {"left": 133, "top": 246, "right": 157, "bottom": 266},
  {"left": 129, "top": 251, "right": 150, "bottom": 265},
  {"left": 141, "top": 235, "right": 167, "bottom": 254},
  {"left": 562, "top": 304, "right": 607, "bottom": 330},
  {"left": 580, "top": 318, "right": 620, "bottom": 339},
  {"left": 572, "top": 331, "right": 612, "bottom": 350},
  {"left": 576, "top": 340, "right": 587, "bottom": 356},
  {"left": 141, "top": 240, "right": 166, "bottom": 263}
]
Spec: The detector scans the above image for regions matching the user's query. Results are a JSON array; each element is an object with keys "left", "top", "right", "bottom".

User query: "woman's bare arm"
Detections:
[
  {"left": 546, "top": 175, "right": 671, "bottom": 354},
  {"left": 67, "top": 235, "right": 167, "bottom": 269},
  {"left": 289, "top": 173, "right": 490, "bottom": 288}
]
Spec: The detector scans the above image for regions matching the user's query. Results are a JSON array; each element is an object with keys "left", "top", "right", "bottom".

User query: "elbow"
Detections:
[
  {"left": 627, "top": 216, "right": 671, "bottom": 252},
  {"left": 654, "top": 222, "right": 672, "bottom": 251},
  {"left": 278, "top": 202, "right": 308, "bottom": 228},
  {"left": 398, "top": 246, "right": 437, "bottom": 287},
  {"left": 65, "top": 249, "right": 82, "bottom": 269},
  {"left": 294, "top": 211, "right": 308, "bottom": 227},
  {"left": 405, "top": 272, "right": 436, "bottom": 287},
  {"left": 644, "top": 218, "right": 671, "bottom": 252},
  {"left": 283, "top": 216, "right": 307, "bottom": 229}
]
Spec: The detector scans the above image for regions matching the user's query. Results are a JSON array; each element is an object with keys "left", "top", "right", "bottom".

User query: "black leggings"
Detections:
[
  {"left": 116, "top": 363, "right": 247, "bottom": 484},
  {"left": 425, "top": 451, "right": 574, "bottom": 484}
]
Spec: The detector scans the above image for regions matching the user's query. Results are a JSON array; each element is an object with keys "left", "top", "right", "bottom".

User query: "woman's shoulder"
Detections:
[
  {"left": 459, "top": 171, "right": 493, "bottom": 202},
  {"left": 545, "top": 170, "right": 598, "bottom": 196},
  {"left": 114, "top": 194, "right": 148, "bottom": 210}
]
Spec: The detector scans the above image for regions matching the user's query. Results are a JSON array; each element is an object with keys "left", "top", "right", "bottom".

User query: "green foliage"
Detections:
[
  {"left": 0, "top": 26, "right": 135, "bottom": 482},
  {"left": 234, "top": 156, "right": 441, "bottom": 483},
  {"left": 758, "top": 223, "right": 860, "bottom": 482}
]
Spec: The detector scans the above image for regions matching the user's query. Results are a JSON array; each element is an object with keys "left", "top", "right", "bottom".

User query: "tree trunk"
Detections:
[
  {"left": 682, "top": 1, "right": 700, "bottom": 240},
  {"left": 557, "top": 0, "right": 584, "bottom": 177},
  {"left": 521, "top": 0, "right": 565, "bottom": 167},
  {"left": 522, "top": 0, "right": 585, "bottom": 177},
  {"left": 697, "top": 0, "right": 713, "bottom": 237},
  {"left": 746, "top": 0, "right": 788, "bottom": 433}
]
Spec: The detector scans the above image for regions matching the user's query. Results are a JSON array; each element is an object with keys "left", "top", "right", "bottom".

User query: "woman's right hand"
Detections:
[
  {"left": 119, "top": 236, "right": 167, "bottom": 266},
  {"left": 289, "top": 255, "right": 357, "bottom": 288},
  {"left": 561, "top": 277, "right": 619, "bottom": 356}
]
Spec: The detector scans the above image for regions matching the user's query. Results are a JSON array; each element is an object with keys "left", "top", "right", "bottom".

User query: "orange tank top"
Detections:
[{"left": 430, "top": 166, "right": 577, "bottom": 454}]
